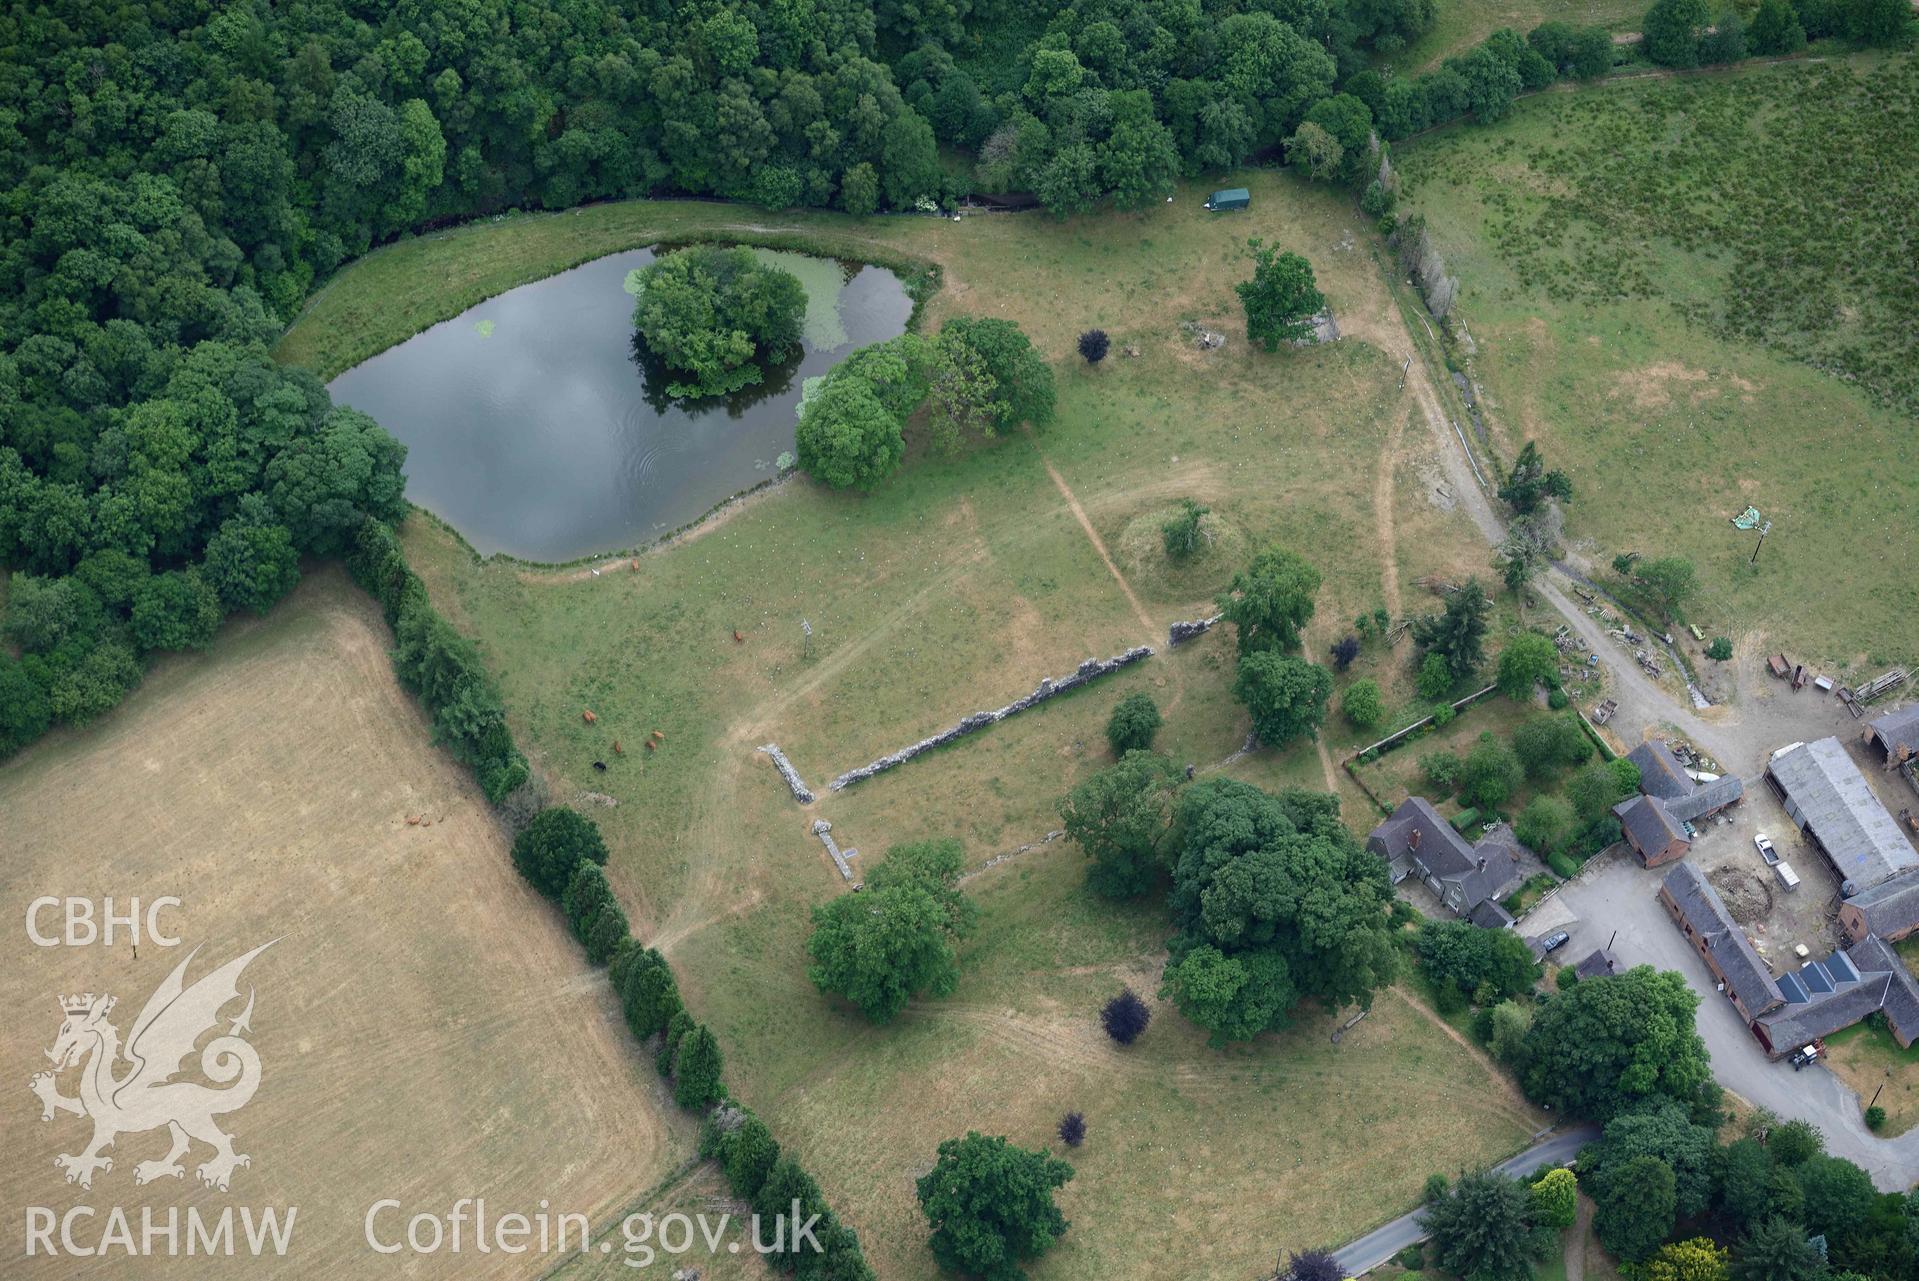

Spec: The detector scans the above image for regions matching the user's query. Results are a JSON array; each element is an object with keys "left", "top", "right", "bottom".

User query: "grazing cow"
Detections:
[
  {"left": 650, "top": 729, "right": 664, "bottom": 741},
  {"left": 613, "top": 740, "right": 623, "bottom": 755},
  {"left": 630, "top": 559, "right": 640, "bottom": 570},
  {"left": 733, "top": 630, "right": 745, "bottom": 643},
  {"left": 583, "top": 709, "right": 598, "bottom": 724},
  {"left": 406, "top": 815, "right": 421, "bottom": 826},
  {"left": 645, "top": 740, "right": 656, "bottom": 752},
  {"left": 593, "top": 760, "right": 607, "bottom": 772}
]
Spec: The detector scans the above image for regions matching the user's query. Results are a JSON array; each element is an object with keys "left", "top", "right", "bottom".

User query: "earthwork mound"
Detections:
[{"left": 1115, "top": 504, "right": 1246, "bottom": 602}]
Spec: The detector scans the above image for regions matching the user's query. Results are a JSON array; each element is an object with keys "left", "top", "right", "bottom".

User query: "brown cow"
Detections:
[
  {"left": 583, "top": 709, "right": 598, "bottom": 724},
  {"left": 613, "top": 740, "right": 623, "bottom": 755},
  {"left": 733, "top": 629, "right": 745, "bottom": 643},
  {"left": 645, "top": 740, "right": 656, "bottom": 752}
]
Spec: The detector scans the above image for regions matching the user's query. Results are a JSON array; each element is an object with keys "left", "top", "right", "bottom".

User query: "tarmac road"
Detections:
[{"left": 1329, "top": 1125, "right": 1601, "bottom": 1275}]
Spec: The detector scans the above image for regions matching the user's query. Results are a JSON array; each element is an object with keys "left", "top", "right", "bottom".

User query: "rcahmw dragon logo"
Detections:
[{"left": 29, "top": 941, "right": 276, "bottom": 1192}]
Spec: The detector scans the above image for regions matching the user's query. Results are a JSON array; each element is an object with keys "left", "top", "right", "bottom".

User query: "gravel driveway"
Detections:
[{"left": 1538, "top": 851, "right": 1919, "bottom": 1191}]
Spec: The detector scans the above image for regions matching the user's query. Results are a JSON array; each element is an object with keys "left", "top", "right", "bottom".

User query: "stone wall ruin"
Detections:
[
  {"left": 828, "top": 647, "right": 1155, "bottom": 792},
  {"left": 758, "top": 743, "right": 815, "bottom": 803}
]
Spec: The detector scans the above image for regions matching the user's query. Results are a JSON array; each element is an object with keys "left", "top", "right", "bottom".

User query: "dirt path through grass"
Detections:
[
  {"left": 1389, "top": 985, "right": 1540, "bottom": 1124},
  {"left": 1566, "top": 1194, "right": 1593, "bottom": 1281},
  {"left": 1041, "top": 454, "right": 1160, "bottom": 638}
]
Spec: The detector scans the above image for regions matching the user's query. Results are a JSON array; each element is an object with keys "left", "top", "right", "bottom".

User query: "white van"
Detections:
[{"left": 1774, "top": 861, "right": 1801, "bottom": 892}]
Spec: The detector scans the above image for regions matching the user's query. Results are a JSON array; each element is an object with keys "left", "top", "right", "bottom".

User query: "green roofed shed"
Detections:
[{"left": 1205, "top": 188, "right": 1250, "bottom": 211}]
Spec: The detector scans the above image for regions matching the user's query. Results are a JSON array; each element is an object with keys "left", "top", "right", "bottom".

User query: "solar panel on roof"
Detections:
[
  {"left": 1776, "top": 972, "right": 1810, "bottom": 1003},
  {"left": 1800, "top": 963, "right": 1833, "bottom": 994}
]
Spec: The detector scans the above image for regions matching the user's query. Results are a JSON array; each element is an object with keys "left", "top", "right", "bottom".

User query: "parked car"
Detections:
[
  {"left": 1754, "top": 832, "right": 1779, "bottom": 865},
  {"left": 1540, "top": 931, "right": 1571, "bottom": 955}
]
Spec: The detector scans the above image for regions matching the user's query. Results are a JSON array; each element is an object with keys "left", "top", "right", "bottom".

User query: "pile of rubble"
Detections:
[
  {"left": 829, "top": 647, "right": 1155, "bottom": 791},
  {"left": 758, "top": 744, "right": 815, "bottom": 803}
]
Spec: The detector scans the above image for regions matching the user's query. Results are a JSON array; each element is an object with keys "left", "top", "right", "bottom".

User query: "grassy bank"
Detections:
[{"left": 291, "top": 176, "right": 1551, "bottom": 1277}]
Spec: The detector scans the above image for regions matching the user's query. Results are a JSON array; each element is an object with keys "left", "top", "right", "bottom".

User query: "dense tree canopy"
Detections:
[
  {"left": 1416, "top": 918, "right": 1540, "bottom": 1004},
  {"left": 0, "top": 0, "right": 1651, "bottom": 755},
  {"left": 916, "top": 1133, "right": 1073, "bottom": 1281},
  {"left": 1413, "top": 578, "right": 1491, "bottom": 681},
  {"left": 807, "top": 838, "right": 978, "bottom": 1022},
  {"left": 1162, "top": 778, "right": 1398, "bottom": 1041},
  {"left": 1236, "top": 241, "right": 1327, "bottom": 350},
  {"left": 1218, "top": 546, "right": 1321, "bottom": 656},
  {"left": 1233, "top": 651, "right": 1333, "bottom": 748},
  {"left": 631, "top": 246, "right": 806, "bottom": 398},
  {"left": 1420, "top": 1170, "right": 1552, "bottom": 1281},
  {"left": 1520, "top": 964, "right": 1712, "bottom": 1121},
  {"left": 1058, "top": 750, "right": 1183, "bottom": 899}
]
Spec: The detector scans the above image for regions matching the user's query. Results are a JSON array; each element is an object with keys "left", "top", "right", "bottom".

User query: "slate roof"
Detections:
[
  {"left": 1628, "top": 740, "right": 1694, "bottom": 800},
  {"left": 1869, "top": 705, "right": 1919, "bottom": 758},
  {"left": 1368, "top": 796, "right": 1475, "bottom": 869},
  {"left": 1616, "top": 794, "right": 1687, "bottom": 853},
  {"left": 1757, "top": 941, "right": 1919, "bottom": 1051},
  {"left": 1575, "top": 949, "right": 1618, "bottom": 980},
  {"left": 1367, "top": 798, "right": 1522, "bottom": 915},
  {"left": 1666, "top": 774, "right": 1745, "bottom": 823},
  {"left": 1467, "top": 898, "right": 1516, "bottom": 929},
  {"left": 1661, "top": 862, "right": 1783, "bottom": 1015},
  {"left": 1847, "top": 935, "right": 1919, "bottom": 1044},
  {"left": 1768, "top": 738, "right": 1919, "bottom": 892},
  {"left": 1757, "top": 972, "right": 1896, "bottom": 1051},
  {"left": 1844, "top": 869, "right": 1919, "bottom": 940}
]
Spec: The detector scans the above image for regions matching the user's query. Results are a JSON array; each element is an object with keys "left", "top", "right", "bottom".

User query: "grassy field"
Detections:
[
  {"left": 1395, "top": 53, "right": 1919, "bottom": 675},
  {"left": 0, "top": 571, "right": 696, "bottom": 1279},
  {"left": 1823, "top": 1019, "right": 1919, "bottom": 1139},
  {"left": 273, "top": 173, "right": 1561, "bottom": 1277},
  {"left": 1382, "top": 0, "right": 1644, "bottom": 75}
]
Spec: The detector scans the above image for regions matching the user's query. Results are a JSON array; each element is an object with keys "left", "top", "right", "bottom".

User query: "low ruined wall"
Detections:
[
  {"left": 829, "top": 647, "right": 1155, "bottom": 791},
  {"left": 758, "top": 743, "right": 815, "bottom": 804},
  {"left": 1168, "top": 614, "right": 1223, "bottom": 647},
  {"left": 813, "top": 820, "right": 857, "bottom": 881}
]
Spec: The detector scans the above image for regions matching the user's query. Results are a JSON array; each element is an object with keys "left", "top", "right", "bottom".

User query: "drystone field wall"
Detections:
[
  {"left": 1168, "top": 614, "right": 1223, "bottom": 647},
  {"left": 829, "top": 647, "right": 1156, "bottom": 792},
  {"left": 759, "top": 743, "right": 815, "bottom": 803}
]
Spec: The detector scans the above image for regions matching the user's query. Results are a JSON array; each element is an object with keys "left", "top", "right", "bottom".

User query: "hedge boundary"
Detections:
[{"left": 346, "top": 514, "right": 876, "bottom": 1280}]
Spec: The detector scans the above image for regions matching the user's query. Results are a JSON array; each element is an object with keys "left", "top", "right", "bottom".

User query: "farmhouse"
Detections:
[
  {"left": 1765, "top": 737, "right": 1919, "bottom": 895},
  {"left": 1367, "top": 798, "right": 1523, "bottom": 926},
  {"left": 1865, "top": 704, "right": 1919, "bottom": 769},
  {"left": 1612, "top": 740, "right": 1744, "bottom": 867},
  {"left": 1659, "top": 862, "right": 1919, "bottom": 1056}
]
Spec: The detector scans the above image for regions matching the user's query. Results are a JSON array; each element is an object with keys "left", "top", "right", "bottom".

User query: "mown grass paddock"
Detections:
[
  {"left": 1396, "top": 52, "right": 1919, "bottom": 675},
  {"left": 279, "top": 175, "right": 1555, "bottom": 1277},
  {"left": 0, "top": 571, "right": 695, "bottom": 1280}
]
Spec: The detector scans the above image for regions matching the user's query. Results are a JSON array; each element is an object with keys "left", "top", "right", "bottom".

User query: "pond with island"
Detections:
[{"left": 328, "top": 246, "right": 913, "bottom": 562}]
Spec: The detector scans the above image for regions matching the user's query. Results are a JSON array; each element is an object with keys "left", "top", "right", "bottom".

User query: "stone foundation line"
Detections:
[
  {"left": 812, "top": 820, "right": 858, "bottom": 881},
  {"left": 828, "top": 647, "right": 1155, "bottom": 792}
]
